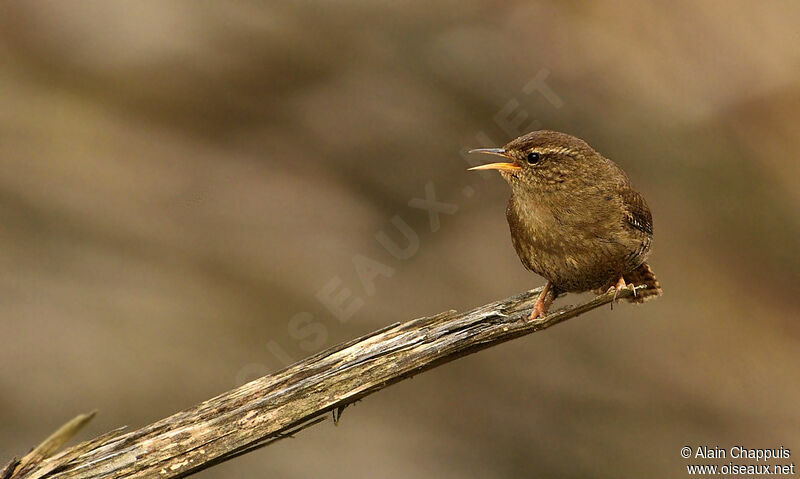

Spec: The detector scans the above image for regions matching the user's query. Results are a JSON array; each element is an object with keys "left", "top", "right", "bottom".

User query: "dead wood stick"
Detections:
[{"left": 10, "top": 286, "right": 640, "bottom": 479}]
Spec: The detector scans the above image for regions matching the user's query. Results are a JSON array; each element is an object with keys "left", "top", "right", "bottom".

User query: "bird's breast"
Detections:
[{"left": 506, "top": 195, "right": 637, "bottom": 292}]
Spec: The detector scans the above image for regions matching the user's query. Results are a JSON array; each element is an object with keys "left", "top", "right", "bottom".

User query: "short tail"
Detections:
[{"left": 623, "top": 262, "right": 662, "bottom": 303}]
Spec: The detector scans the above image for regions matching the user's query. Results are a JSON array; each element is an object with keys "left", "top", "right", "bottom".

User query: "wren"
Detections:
[{"left": 469, "top": 130, "right": 661, "bottom": 319}]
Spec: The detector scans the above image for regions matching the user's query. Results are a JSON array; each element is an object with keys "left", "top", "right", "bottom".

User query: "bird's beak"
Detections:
[{"left": 467, "top": 148, "right": 521, "bottom": 172}]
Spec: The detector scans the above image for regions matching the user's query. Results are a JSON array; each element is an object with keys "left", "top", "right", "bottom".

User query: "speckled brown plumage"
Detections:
[{"left": 470, "top": 130, "right": 661, "bottom": 318}]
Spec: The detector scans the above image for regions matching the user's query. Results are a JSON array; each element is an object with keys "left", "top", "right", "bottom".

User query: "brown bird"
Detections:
[{"left": 469, "top": 130, "right": 661, "bottom": 319}]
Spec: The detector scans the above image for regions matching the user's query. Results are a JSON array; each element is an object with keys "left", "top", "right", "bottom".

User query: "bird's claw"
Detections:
[
  {"left": 529, "top": 305, "right": 547, "bottom": 320},
  {"left": 607, "top": 277, "right": 634, "bottom": 309},
  {"left": 529, "top": 282, "right": 556, "bottom": 320}
]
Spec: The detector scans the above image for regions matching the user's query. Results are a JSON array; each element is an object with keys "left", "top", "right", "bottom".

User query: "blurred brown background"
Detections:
[{"left": 1, "top": 1, "right": 798, "bottom": 477}]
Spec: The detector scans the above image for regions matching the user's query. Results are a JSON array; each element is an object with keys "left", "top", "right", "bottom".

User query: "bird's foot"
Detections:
[
  {"left": 607, "top": 277, "right": 633, "bottom": 309},
  {"left": 529, "top": 282, "right": 556, "bottom": 320},
  {"left": 530, "top": 302, "right": 548, "bottom": 320}
]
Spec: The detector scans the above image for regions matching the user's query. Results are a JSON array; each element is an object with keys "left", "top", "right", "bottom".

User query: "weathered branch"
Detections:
[{"left": 8, "top": 286, "right": 640, "bottom": 479}]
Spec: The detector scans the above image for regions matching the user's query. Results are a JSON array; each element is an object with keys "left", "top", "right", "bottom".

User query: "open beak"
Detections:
[{"left": 467, "top": 148, "right": 521, "bottom": 172}]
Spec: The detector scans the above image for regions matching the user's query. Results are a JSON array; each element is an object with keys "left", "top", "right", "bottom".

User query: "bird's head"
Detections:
[{"left": 469, "top": 130, "right": 605, "bottom": 194}]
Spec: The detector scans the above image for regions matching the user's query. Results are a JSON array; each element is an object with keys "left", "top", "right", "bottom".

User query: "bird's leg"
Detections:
[
  {"left": 530, "top": 282, "right": 557, "bottom": 320},
  {"left": 613, "top": 276, "right": 627, "bottom": 300},
  {"left": 608, "top": 276, "right": 629, "bottom": 309}
]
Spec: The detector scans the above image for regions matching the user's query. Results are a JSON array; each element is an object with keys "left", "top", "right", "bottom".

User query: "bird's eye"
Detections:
[{"left": 526, "top": 152, "right": 540, "bottom": 164}]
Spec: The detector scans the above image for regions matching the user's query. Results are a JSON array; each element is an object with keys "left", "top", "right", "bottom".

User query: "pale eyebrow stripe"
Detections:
[{"left": 533, "top": 146, "right": 573, "bottom": 156}]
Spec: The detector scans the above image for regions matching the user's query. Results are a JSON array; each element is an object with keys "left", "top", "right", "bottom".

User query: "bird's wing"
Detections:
[{"left": 619, "top": 184, "right": 653, "bottom": 235}]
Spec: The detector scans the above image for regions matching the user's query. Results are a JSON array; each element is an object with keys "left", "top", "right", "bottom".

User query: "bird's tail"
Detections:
[{"left": 623, "top": 262, "right": 662, "bottom": 303}]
